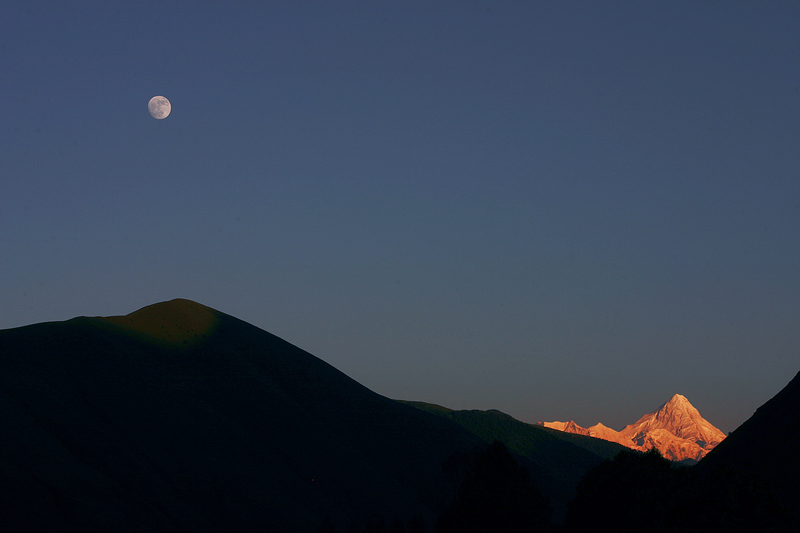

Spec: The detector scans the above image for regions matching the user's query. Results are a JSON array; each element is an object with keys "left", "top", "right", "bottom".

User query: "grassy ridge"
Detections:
[{"left": 402, "top": 401, "right": 630, "bottom": 521}]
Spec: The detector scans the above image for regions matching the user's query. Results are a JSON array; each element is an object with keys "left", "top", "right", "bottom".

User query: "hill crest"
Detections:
[
  {"left": 99, "top": 298, "right": 221, "bottom": 347},
  {"left": 0, "top": 300, "right": 487, "bottom": 530}
]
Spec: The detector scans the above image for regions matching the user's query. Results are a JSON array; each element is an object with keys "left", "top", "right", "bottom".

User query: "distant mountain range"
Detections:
[
  {"left": 1, "top": 299, "right": 796, "bottom": 530},
  {"left": 541, "top": 393, "right": 727, "bottom": 462}
]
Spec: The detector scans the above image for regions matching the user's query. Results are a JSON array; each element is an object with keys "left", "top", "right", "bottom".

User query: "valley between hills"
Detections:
[{"left": 1, "top": 299, "right": 797, "bottom": 532}]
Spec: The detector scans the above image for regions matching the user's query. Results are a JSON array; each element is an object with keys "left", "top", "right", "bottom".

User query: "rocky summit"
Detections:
[{"left": 542, "top": 394, "right": 726, "bottom": 462}]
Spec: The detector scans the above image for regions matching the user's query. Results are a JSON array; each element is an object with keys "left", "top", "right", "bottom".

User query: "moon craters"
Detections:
[{"left": 148, "top": 96, "right": 171, "bottom": 119}]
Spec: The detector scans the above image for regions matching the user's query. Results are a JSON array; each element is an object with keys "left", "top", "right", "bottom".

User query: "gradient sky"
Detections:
[{"left": 3, "top": 1, "right": 798, "bottom": 433}]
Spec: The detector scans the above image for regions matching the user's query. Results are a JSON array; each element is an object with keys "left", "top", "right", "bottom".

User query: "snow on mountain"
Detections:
[
  {"left": 543, "top": 420, "right": 590, "bottom": 435},
  {"left": 541, "top": 394, "right": 726, "bottom": 462},
  {"left": 619, "top": 394, "right": 726, "bottom": 461},
  {"left": 585, "top": 423, "right": 639, "bottom": 449}
]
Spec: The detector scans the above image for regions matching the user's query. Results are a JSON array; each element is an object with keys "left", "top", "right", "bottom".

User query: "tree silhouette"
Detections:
[
  {"left": 565, "top": 448, "right": 789, "bottom": 533},
  {"left": 565, "top": 448, "right": 679, "bottom": 532},
  {"left": 686, "top": 464, "right": 788, "bottom": 532},
  {"left": 436, "top": 440, "right": 551, "bottom": 533}
]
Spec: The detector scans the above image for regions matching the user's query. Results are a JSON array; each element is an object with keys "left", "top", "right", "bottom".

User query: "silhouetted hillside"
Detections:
[
  {"left": 404, "top": 402, "right": 629, "bottom": 522},
  {"left": 698, "top": 370, "right": 800, "bottom": 525},
  {"left": 0, "top": 299, "right": 486, "bottom": 531}
]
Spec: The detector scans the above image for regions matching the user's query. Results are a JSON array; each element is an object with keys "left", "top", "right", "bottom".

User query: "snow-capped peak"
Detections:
[{"left": 542, "top": 394, "right": 726, "bottom": 462}]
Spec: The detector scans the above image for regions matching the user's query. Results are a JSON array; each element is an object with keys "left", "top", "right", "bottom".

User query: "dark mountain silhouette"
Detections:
[
  {"left": 3, "top": 298, "right": 728, "bottom": 530},
  {"left": 697, "top": 370, "right": 800, "bottom": 524},
  {"left": 0, "top": 299, "right": 490, "bottom": 530},
  {"left": 404, "top": 402, "right": 629, "bottom": 522}
]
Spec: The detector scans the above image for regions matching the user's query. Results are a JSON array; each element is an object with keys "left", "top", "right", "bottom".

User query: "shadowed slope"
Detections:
[
  {"left": 698, "top": 370, "right": 800, "bottom": 523},
  {"left": 0, "top": 299, "right": 483, "bottom": 531},
  {"left": 404, "top": 402, "right": 630, "bottom": 522}
]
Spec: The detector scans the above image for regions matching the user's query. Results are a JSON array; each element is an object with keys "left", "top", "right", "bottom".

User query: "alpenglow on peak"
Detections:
[{"left": 541, "top": 394, "right": 726, "bottom": 462}]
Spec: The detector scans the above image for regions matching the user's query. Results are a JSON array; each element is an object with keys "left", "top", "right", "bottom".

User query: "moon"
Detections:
[{"left": 148, "top": 96, "right": 171, "bottom": 119}]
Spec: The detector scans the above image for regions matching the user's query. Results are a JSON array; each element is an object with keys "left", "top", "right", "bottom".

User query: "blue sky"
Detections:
[{"left": 2, "top": 1, "right": 798, "bottom": 433}]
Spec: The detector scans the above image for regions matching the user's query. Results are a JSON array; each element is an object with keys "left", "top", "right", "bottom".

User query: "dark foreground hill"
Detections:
[
  {"left": 0, "top": 299, "right": 490, "bottom": 531},
  {"left": 697, "top": 370, "right": 800, "bottom": 524},
  {"left": 1, "top": 298, "right": 677, "bottom": 530}
]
